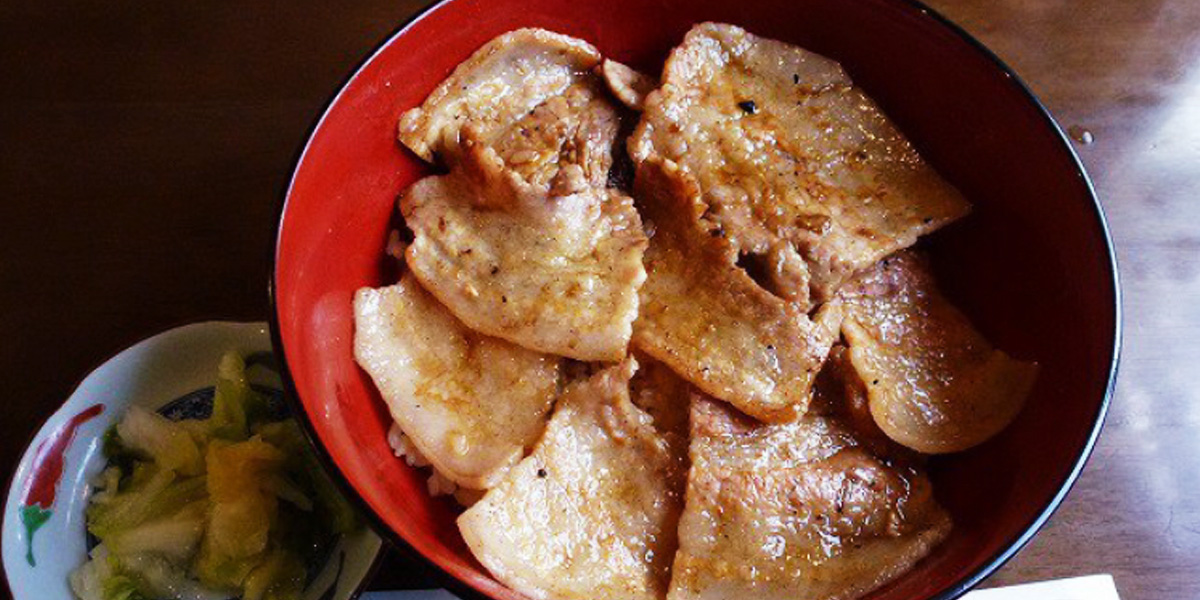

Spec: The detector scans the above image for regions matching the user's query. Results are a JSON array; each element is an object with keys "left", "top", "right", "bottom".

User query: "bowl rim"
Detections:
[
  {"left": 1, "top": 321, "right": 388, "bottom": 600},
  {"left": 268, "top": 0, "right": 1123, "bottom": 598}
]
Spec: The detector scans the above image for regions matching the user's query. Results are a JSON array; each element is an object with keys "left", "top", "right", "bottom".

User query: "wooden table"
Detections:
[{"left": 1, "top": 0, "right": 1195, "bottom": 598}]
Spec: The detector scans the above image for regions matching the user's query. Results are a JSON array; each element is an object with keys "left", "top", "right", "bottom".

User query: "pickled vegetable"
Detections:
[{"left": 70, "top": 352, "right": 360, "bottom": 600}]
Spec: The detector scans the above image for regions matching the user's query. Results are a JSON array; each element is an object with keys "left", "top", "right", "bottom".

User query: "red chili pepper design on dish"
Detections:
[{"left": 18, "top": 403, "right": 104, "bottom": 566}]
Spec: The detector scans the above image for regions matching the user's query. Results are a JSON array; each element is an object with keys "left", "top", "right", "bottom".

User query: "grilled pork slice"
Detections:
[
  {"left": 599, "top": 59, "right": 658, "bottom": 111},
  {"left": 668, "top": 397, "right": 951, "bottom": 600},
  {"left": 837, "top": 251, "right": 1038, "bottom": 454},
  {"left": 632, "top": 158, "right": 840, "bottom": 423},
  {"left": 485, "top": 80, "right": 621, "bottom": 191},
  {"left": 398, "top": 29, "right": 647, "bottom": 361},
  {"left": 401, "top": 138, "right": 647, "bottom": 361},
  {"left": 398, "top": 28, "right": 604, "bottom": 172},
  {"left": 630, "top": 23, "right": 970, "bottom": 309},
  {"left": 458, "top": 358, "right": 684, "bottom": 600},
  {"left": 629, "top": 351, "right": 693, "bottom": 443},
  {"left": 353, "top": 273, "right": 560, "bottom": 490}
]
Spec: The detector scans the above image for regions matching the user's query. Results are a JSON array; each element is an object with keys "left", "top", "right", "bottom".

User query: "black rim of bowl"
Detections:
[{"left": 266, "top": 0, "right": 1123, "bottom": 598}]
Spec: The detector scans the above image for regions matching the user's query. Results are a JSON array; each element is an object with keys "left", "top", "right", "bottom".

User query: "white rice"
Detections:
[
  {"left": 387, "top": 423, "right": 431, "bottom": 468},
  {"left": 426, "top": 469, "right": 458, "bottom": 497},
  {"left": 387, "top": 422, "right": 480, "bottom": 506}
]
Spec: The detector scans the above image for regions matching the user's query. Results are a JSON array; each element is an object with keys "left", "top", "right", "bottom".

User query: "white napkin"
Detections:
[
  {"left": 965, "top": 575, "right": 1120, "bottom": 599},
  {"left": 361, "top": 574, "right": 1120, "bottom": 600}
]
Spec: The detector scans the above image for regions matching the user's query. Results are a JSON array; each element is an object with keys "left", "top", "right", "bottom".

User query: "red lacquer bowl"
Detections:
[{"left": 270, "top": 0, "right": 1120, "bottom": 598}]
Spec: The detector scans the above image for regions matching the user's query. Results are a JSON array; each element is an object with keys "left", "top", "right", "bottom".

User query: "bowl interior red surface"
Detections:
[{"left": 273, "top": 0, "right": 1118, "bottom": 598}]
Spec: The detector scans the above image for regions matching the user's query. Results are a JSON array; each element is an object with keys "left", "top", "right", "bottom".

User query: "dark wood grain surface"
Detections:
[{"left": 1, "top": 1, "right": 1195, "bottom": 598}]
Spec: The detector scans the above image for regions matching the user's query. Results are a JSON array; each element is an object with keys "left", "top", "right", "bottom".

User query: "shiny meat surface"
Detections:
[
  {"left": 668, "top": 397, "right": 951, "bottom": 600},
  {"left": 485, "top": 81, "right": 620, "bottom": 191},
  {"left": 837, "top": 251, "right": 1038, "bottom": 454},
  {"left": 458, "top": 359, "right": 684, "bottom": 600},
  {"left": 629, "top": 23, "right": 971, "bottom": 308},
  {"left": 628, "top": 353, "right": 694, "bottom": 500},
  {"left": 353, "top": 274, "right": 560, "bottom": 490},
  {"left": 599, "top": 59, "right": 658, "bottom": 111},
  {"left": 812, "top": 345, "right": 904, "bottom": 461},
  {"left": 398, "top": 28, "right": 647, "bottom": 361},
  {"left": 631, "top": 158, "right": 840, "bottom": 423},
  {"left": 401, "top": 134, "right": 648, "bottom": 361},
  {"left": 629, "top": 351, "right": 694, "bottom": 442},
  {"left": 398, "top": 28, "right": 602, "bottom": 166}
]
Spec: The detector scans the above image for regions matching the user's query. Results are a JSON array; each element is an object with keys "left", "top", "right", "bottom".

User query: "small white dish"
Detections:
[{"left": 2, "top": 321, "right": 384, "bottom": 600}]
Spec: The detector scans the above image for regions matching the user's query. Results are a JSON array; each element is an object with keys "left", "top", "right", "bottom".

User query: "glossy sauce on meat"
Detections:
[
  {"left": 631, "top": 157, "right": 840, "bottom": 423},
  {"left": 397, "top": 29, "right": 648, "bottom": 361},
  {"left": 668, "top": 397, "right": 951, "bottom": 600},
  {"left": 837, "top": 251, "right": 1038, "bottom": 454},
  {"left": 458, "top": 359, "right": 684, "bottom": 600},
  {"left": 353, "top": 273, "right": 560, "bottom": 490},
  {"left": 630, "top": 23, "right": 970, "bottom": 309}
]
